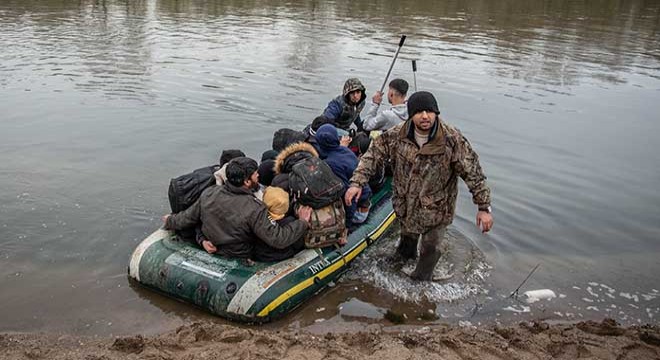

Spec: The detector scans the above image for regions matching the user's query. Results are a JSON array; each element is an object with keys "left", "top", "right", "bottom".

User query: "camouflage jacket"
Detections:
[{"left": 350, "top": 119, "right": 491, "bottom": 234}]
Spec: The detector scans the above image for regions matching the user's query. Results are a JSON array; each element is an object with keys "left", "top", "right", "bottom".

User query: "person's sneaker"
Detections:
[{"left": 352, "top": 209, "right": 369, "bottom": 224}]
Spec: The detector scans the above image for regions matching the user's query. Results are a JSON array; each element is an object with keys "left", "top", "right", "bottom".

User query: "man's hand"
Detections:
[
  {"left": 476, "top": 211, "right": 493, "bottom": 233},
  {"left": 340, "top": 135, "right": 352, "bottom": 147},
  {"left": 161, "top": 214, "right": 171, "bottom": 227},
  {"left": 296, "top": 205, "right": 313, "bottom": 223},
  {"left": 372, "top": 91, "right": 383, "bottom": 105},
  {"left": 202, "top": 240, "right": 217, "bottom": 254},
  {"left": 344, "top": 185, "right": 362, "bottom": 206}
]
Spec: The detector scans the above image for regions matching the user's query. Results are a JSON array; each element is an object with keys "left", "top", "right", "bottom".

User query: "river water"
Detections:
[{"left": 1, "top": 0, "right": 659, "bottom": 335}]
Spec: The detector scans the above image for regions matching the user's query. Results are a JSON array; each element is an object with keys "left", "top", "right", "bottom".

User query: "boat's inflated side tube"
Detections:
[{"left": 129, "top": 180, "right": 395, "bottom": 322}]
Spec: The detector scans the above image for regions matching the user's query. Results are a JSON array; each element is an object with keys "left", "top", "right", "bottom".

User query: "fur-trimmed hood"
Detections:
[{"left": 274, "top": 142, "right": 318, "bottom": 175}]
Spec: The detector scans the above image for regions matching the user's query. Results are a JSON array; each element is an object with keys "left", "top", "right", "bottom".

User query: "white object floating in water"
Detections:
[
  {"left": 523, "top": 289, "right": 557, "bottom": 304},
  {"left": 503, "top": 305, "right": 531, "bottom": 313}
]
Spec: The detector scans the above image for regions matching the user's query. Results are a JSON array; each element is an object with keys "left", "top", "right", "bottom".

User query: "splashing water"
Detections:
[{"left": 347, "top": 227, "right": 491, "bottom": 304}]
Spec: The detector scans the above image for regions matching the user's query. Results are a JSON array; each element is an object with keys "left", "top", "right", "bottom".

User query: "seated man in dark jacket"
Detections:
[{"left": 163, "top": 157, "right": 312, "bottom": 260}]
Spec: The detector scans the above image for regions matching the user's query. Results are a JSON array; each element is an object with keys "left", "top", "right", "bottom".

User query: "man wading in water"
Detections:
[{"left": 345, "top": 91, "right": 493, "bottom": 281}]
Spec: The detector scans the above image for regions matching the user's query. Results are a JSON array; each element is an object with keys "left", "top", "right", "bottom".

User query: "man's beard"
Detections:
[{"left": 249, "top": 180, "right": 260, "bottom": 192}]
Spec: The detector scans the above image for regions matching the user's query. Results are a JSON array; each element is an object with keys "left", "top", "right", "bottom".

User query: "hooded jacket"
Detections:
[
  {"left": 349, "top": 119, "right": 491, "bottom": 234},
  {"left": 362, "top": 102, "right": 408, "bottom": 131},
  {"left": 165, "top": 183, "right": 309, "bottom": 259},
  {"left": 322, "top": 78, "right": 366, "bottom": 131},
  {"left": 315, "top": 124, "right": 359, "bottom": 188},
  {"left": 213, "top": 163, "right": 229, "bottom": 186},
  {"left": 271, "top": 142, "right": 319, "bottom": 192}
]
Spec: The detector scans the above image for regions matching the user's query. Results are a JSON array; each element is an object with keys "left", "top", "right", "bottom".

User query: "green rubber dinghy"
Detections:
[{"left": 128, "top": 179, "right": 395, "bottom": 323}]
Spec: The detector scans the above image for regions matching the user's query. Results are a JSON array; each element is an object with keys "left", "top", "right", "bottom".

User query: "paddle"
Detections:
[
  {"left": 412, "top": 59, "right": 418, "bottom": 91},
  {"left": 379, "top": 35, "right": 407, "bottom": 94}
]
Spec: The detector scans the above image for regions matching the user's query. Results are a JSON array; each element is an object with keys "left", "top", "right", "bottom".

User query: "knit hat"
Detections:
[
  {"left": 262, "top": 186, "right": 289, "bottom": 220},
  {"left": 272, "top": 128, "right": 306, "bottom": 152},
  {"left": 219, "top": 149, "right": 246, "bottom": 167},
  {"left": 261, "top": 149, "right": 278, "bottom": 162},
  {"left": 310, "top": 115, "right": 334, "bottom": 135},
  {"left": 406, "top": 91, "right": 440, "bottom": 119},
  {"left": 225, "top": 157, "right": 258, "bottom": 187},
  {"left": 258, "top": 160, "right": 276, "bottom": 186}
]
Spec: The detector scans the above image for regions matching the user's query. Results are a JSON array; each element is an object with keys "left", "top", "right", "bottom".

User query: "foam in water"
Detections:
[
  {"left": 347, "top": 228, "right": 491, "bottom": 304},
  {"left": 503, "top": 305, "right": 530, "bottom": 313}
]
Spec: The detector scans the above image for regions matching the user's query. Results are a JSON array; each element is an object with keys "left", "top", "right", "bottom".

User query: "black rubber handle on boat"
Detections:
[
  {"left": 379, "top": 34, "right": 407, "bottom": 93},
  {"left": 412, "top": 60, "right": 418, "bottom": 92}
]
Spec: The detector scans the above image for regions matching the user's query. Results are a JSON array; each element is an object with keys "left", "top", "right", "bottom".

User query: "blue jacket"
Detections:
[
  {"left": 315, "top": 124, "right": 359, "bottom": 188},
  {"left": 317, "top": 124, "right": 372, "bottom": 226},
  {"left": 323, "top": 95, "right": 366, "bottom": 131}
]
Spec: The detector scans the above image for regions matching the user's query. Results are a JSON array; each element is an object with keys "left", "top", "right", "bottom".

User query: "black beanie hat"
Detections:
[
  {"left": 272, "top": 128, "right": 306, "bottom": 152},
  {"left": 261, "top": 149, "right": 279, "bottom": 162},
  {"left": 311, "top": 115, "right": 334, "bottom": 132},
  {"left": 226, "top": 157, "right": 258, "bottom": 187},
  {"left": 219, "top": 149, "right": 246, "bottom": 167},
  {"left": 406, "top": 91, "right": 440, "bottom": 119},
  {"left": 258, "top": 159, "right": 276, "bottom": 186}
]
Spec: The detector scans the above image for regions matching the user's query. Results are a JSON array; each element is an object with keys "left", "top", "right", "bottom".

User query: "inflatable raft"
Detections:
[{"left": 128, "top": 179, "right": 395, "bottom": 323}]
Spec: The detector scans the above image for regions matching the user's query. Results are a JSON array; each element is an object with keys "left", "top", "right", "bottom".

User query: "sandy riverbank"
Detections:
[{"left": 1, "top": 318, "right": 658, "bottom": 360}]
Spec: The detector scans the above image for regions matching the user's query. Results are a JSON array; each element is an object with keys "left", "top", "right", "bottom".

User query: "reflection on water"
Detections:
[{"left": 1, "top": 0, "right": 660, "bottom": 334}]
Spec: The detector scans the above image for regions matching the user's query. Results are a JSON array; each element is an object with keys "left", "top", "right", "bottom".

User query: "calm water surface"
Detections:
[{"left": 1, "top": 0, "right": 659, "bottom": 335}]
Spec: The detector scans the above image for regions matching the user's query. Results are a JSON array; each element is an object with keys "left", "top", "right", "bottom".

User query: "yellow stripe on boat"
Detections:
[{"left": 257, "top": 212, "right": 396, "bottom": 317}]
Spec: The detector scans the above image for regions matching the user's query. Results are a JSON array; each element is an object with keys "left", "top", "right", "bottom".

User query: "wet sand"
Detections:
[{"left": 2, "top": 318, "right": 658, "bottom": 360}]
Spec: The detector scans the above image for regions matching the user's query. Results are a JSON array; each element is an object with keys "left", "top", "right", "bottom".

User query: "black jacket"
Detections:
[
  {"left": 272, "top": 142, "right": 319, "bottom": 193},
  {"left": 165, "top": 183, "right": 309, "bottom": 259}
]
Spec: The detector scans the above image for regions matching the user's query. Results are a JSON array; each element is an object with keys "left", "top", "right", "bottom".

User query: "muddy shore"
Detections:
[{"left": 2, "top": 318, "right": 658, "bottom": 360}]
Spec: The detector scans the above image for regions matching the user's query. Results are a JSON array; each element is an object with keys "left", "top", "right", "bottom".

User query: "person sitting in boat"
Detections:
[
  {"left": 315, "top": 123, "right": 371, "bottom": 226},
  {"left": 260, "top": 128, "right": 306, "bottom": 163},
  {"left": 322, "top": 78, "right": 367, "bottom": 132},
  {"left": 271, "top": 142, "right": 318, "bottom": 193},
  {"left": 362, "top": 78, "right": 409, "bottom": 132},
  {"left": 302, "top": 115, "right": 334, "bottom": 152},
  {"left": 252, "top": 186, "right": 305, "bottom": 262},
  {"left": 213, "top": 149, "right": 245, "bottom": 185},
  {"left": 163, "top": 157, "right": 312, "bottom": 260},
  {"left": 257, "top": 159, "right": 276, "bottom": 187}
]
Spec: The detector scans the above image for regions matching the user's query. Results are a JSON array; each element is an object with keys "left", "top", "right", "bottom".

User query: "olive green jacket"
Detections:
[{"left": 350, "top": 119, "right": 491, "bottom": 234}]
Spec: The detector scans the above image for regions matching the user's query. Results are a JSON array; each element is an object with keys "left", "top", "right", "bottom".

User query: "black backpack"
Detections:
[
  {"left": 168, "top": 165, "right": 220, "bottom": 243},
  {"left": 289, "top": 157, "right": 343, "bottom": 209},
  {"left": 168, "top": 165, "right": 220, "bottom": 213}
]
